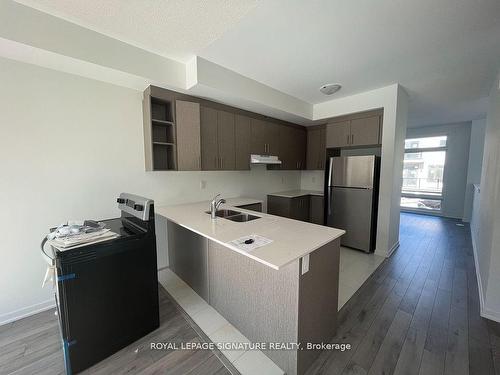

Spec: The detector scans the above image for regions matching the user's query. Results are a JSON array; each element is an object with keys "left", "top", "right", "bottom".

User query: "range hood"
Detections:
[{"left": 250, "top": 154, "right": 282, "bottom": 165}]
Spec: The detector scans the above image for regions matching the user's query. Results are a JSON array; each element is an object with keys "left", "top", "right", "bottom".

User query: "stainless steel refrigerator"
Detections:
[{"left": 325, "top": 155, "right": 380, "bottom": 253}]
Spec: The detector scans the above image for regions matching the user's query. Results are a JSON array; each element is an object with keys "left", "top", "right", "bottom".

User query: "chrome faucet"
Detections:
[{"left": 210, "top": 194, "right": 226, "bottom": 219}]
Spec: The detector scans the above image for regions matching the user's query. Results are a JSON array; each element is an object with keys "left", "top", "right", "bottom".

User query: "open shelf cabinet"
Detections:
[{"left": 143, "top": 87, "right": 177, "bottom": 171}]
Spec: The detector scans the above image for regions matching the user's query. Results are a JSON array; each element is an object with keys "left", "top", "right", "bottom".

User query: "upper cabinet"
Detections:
[
  {"left": 326, "top": 114, "right": 382, "bottom": 148},
  {"left": 143, "top": 85, "right": 314, "bottom": 172},
  {"left": 307, "top": 126, "right": 326, "bottom": 170},
  {"left": 250, "top": 119, "right": 280, "bottom": 155},
  {"left": 235, "top": 115, "right": 251, "bottom": 170},
  {"left": 143, "top": 87, "right": 177, "bottom": 171},
  {"left": 326, "top": 121, "right": 350, "bottom": 148},
  {"left": 200, "top": 106, "right": 236, "bottom": 170},
  {"left": 176, "top": 100, "right": 201, "bottom": 171},
  {"left": 216, "top": 110, "right": 236, "bottom": 170},
  {"left": 349, "top": 116, "right": 381, "bottom": 146}
]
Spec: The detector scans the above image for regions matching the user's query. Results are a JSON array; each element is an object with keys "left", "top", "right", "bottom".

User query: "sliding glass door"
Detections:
[{"left": 401, "top": 136, "right": 447, "bottom": 212}]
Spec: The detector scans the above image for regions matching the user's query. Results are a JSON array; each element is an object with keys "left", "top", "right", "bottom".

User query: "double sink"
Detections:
[{"left": 206, "top": 209, "right": 260, "bottom": 222}]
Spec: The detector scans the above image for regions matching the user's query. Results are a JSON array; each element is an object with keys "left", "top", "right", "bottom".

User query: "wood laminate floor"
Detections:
[
  {"left": 0, "top": 286, "right": 235, "bottom": 375},
  {"left": 306, "top": 212, "right": 500, "bottom": 375},
  {"left": 2, "top": 213, "right": 500, "bottom": 375}
]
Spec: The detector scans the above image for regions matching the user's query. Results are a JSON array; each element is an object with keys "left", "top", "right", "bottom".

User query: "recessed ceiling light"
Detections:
[{"left": 319, "top": 83, "right": 342, "bottom": 95}]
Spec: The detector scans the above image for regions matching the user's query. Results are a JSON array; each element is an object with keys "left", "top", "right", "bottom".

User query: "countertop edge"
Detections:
[{"left": 158, "top": 203, "right": 344, "bottom": 270}]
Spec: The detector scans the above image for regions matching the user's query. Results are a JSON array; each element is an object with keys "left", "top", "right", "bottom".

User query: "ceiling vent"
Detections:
[{"left": 319, "top": 83, "right": 341, "bottom": 95}]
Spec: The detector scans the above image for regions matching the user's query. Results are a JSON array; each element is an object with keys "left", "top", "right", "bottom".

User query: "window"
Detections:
[{"left": 401, "top": 136, "right": 447, "bottom": 212}]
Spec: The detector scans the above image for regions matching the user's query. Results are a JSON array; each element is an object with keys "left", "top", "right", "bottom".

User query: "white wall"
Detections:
[
  {"left": 463, "top": 119, "right": 487, "bottom": 221},
  {"left": 406, "top": 122, "right": 471, "bottom": 219},
  {"left": 474, "top": 70, "right": 500, "bottom": 322},
  {"left": 0, "top": 57, "right": 302, "bottom": 324}
]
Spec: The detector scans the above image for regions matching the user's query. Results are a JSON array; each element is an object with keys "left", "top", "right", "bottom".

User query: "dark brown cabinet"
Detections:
[
  {"left": 200, "top": 106, "right": 236, "bottom": 170},
  {"left": 309, "top": 195, "right": 324, "bottom": 225},
  {"left": 290, "top": 196, "right": 310, "bottom": 222},
  {"left": 326, "top": 115, "right": 381, "bottom": 148},
  {"left": 307, "top": 126, "right": 326, "bottom": 170},
  {"left": 235, "top": 115, "right": 251, "bottom": 170},
  {"left": 217, "top": 110, "right": 236, "bottom": 170},
  {"left": 250, "top": 119, "right": 280, "bottom": 155},
  {"left": 267, "top": 194, "right": 321, "bottom": 223},
  {"left": 279, "top": 125, "right": 306, "bottom": 170},
  {"left": 144, "top": 85, "right": 329, "bottom": 172},
  {"left": 326, "top": 121, "right": 350, "bottom": 148},
  {"left": 349, "top": 116, "right": 380, "bottom": 146},
  {"left": 176, "top": 100, "right": 201, "bottom": 170},
  {"left": 200, "top": 106, "right": 218, "bottom": 170}
]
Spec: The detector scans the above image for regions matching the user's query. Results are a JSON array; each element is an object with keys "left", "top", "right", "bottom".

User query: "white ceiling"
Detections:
[
  {"left": 199, "top": 0, "right": 500, "bottom": 126},
  {"left": 13, "top": 0, "right": 259, "bottom": 63},
  {"left": 12, "top": 0, "right": 500, "bottom": 127}
]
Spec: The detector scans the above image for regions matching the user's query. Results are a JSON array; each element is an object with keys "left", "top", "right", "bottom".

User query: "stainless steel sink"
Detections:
[
  {"left": 225, "top": 213, "right": 260, "bottom": 222},
  {"left": 205, "top": 209, "right": 241, "bottom": 218},
  {"left": 205, "top": 209, "right": 260, "bottom": 222}
]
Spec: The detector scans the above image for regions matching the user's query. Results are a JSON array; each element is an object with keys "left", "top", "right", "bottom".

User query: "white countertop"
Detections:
[
  {"left": 157, "top": 199, "right": 344, "bottom": 270},
  {"left": 268, "top": 190, "right": 324, "bottom": 198}
]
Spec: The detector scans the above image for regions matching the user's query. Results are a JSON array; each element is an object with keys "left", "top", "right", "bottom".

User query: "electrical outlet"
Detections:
[
  {"left": 281, "top": 176, "right": 285, "bottom": 184},
  {"left": 301, "top": 254, "right": 310, "bottom": 274},
  {"left": 312, "top": 176, "right": 316, "bottom": 183},
  {"left": 200, "top": 180, "right": 207, "bottom": 189}
]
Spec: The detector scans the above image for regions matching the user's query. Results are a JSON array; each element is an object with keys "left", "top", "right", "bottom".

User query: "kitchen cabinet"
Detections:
[
  {"left": 217, "top": 110, "right": 236, "bottom": 170},
  {"left": 307, "top": 126, "right": 326, "bottom": 170},
  {"left": 292, "top": 127, "right": 307, "bottom": 169},
  {"left": 291, "top": 196, "right": 310, "bottom": 222},
  {"left": 349, "top": 116, "right": 380, "bottom": 146},
  {"left": 267, "top": 195, "right": 312, "bottom": 222},
  {"left": 326, "top": 121, "right": 350, "bottom": 148},
  {"left": 143, "top": 87, "right": 176, "bottom": 171},
  {"left": 326, "top": 115, "right": 381, "bottom": 148},
  {"left": 200, "top": 106, "right": 236, "bottom": 170},
  {"left": 279, "top": 125, "right": 306, "bottom": 170},
  {"left": 309, "top": 195, "right": 324, "bottom": 225},
  {"left": 235, "top": 115, "right": 251, "bottom": 170},
  {"left": 250, "top": 119, "right": 280, "bottom": 155},
  {"left": 143, "top": 85, "right": 319, "bottom": 172},
  {"left": 175, "top": 100, "right": 201, "bottom": 170},
  {"left": 200, "top": 106, "right": 218, "bottom": 170}
]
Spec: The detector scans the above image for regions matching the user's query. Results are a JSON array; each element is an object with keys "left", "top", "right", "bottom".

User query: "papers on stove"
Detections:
[
  {"left": 228, "top": 234, "right": 273, "bottom": 253},
  {"left": 48, "top": 228, "right": 119, "bottom": 251}
]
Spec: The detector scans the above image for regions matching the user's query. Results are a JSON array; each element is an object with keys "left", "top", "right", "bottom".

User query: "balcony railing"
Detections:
[{"left": 402, "top": 177, "right": 443, "bottom": 193}]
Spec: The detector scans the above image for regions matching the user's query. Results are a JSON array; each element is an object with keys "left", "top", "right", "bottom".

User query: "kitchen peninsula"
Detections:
[{"left": 157, "top": 198, "right": 345, "bottom": 375}]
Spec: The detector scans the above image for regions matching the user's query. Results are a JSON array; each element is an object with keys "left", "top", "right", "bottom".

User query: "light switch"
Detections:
[{"left": 301, "top": 254, "right": 310, "bottom": 275}]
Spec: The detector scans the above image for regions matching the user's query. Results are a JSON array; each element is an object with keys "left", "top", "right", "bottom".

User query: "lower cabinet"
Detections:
[
  {"left": 291, "top": 196, "right": 310, "bottom": 222},
  {"left": 267, "top": 195, "right": 323, "bottom": 223},
  {"left": 309, "top": 195, "right": 324, "bottom": 225}
]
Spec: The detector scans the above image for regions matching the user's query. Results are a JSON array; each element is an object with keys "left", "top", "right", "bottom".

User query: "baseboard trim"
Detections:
[
  {"left": 0, "top": 299, "right": 55, "bottom": 326},
  {"left": 470, "top": 228, "right": 500, "bottom": 323},
  {"left": 375, "top": 241, "right": 400, "bottom": 258}
]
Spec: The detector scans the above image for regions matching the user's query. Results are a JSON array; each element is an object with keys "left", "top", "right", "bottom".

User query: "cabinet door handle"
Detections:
[
  {"left": 221, "top": 158, "right": 224, "bottom": 169},
  {"left": 351, "top": 134, "right": 354, "bottom": 144},
  {"left": 347, "top": 134, "right": 350, "bottom": 145}
]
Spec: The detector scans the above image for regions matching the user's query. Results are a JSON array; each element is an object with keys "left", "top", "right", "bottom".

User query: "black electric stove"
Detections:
[{"left": 53, "top": 193, "right": 159, "bottom": 374}]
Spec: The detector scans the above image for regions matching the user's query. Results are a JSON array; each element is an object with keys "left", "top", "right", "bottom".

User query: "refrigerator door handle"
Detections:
[
  {"left": 327, "top": 157, "right": 334, "bottom": 187},
  {"left": 327, "top": 188, "right": 332, "bottom": 216}
]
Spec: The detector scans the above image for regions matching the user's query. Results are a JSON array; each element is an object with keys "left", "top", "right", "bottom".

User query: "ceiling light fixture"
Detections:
[{"left": 319, "top": 83, "right": 342, "bottom": 95}]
